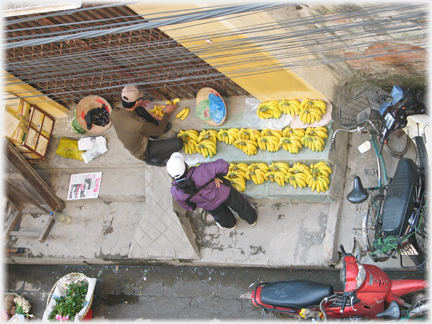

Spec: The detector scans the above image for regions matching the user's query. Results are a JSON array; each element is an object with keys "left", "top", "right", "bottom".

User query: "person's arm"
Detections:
[
  {"left": 141, "top": 113, "right": 169, "bottom": 137},
  {"left": 172, "top": 188, "right": 195, "bottom": 211}
]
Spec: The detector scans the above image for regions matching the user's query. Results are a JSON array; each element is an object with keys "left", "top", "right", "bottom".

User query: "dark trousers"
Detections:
[
  {"left": 145, "top": 137, "right": 183, "bottom": 162},
  {"left": 208, "top": 187, "right": 257, "bottom": 228}
]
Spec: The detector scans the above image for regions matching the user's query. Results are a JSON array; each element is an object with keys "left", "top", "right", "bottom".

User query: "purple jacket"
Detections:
[{"left": 171, "top": 159, "right": 231, "bottom": 211}]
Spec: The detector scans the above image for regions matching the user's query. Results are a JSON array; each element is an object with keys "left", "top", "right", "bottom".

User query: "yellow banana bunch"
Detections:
[
  {"left": 217, "top": 129, "right": 230, "bottom": 144},
  {"left": 223, "top": 128, "right": 239, "bottom": 145},
  {"left": 178, "top": 129, "right": 199, "bottom": 155},
  {"left": 249, "top": 162, "right": 270, "bottom": 173},
  {"left": 257, "top": 135, "right": 280, "bottom": 152},
  {"left": 234, "top": 139, "right": 258, "bottom": 156},
  {"left": 149, "top": 105, "right": 165, "bottom": 117},
  {"left": 269, "top": 162, "right": 290, "bottom": 175},
  {"left": 282, "top": 127, "right": 305, "bottom": 138},
  {"left": 266, "top": 170, "right": 286, "bottom": 186},
  {"left": 279, "top": 136, "right": 302, "bottom": 153},
  {"left": 279, "top": 99, "right": 301, "bottom": 116},
  {"left": 229, "top": 163, "right": 248, "bottom": 178},
  {"left": 310, "top": 162, "right": 332, "bottom": 177},
  {"left": 196, "top": 139, "right": 217, "bottom": 158},
  {"left": 176, "top": 107, "right": 190, "bottom": 120},
  {"left": 299, "top": 107, "right": 322, "bottom": 124},
  {"left": 300, "top": 98, "right": 327, "bottom": 115},
  {"left": 261, "top": 129, "right": 283, "bottom": 139},
  {"left": 238, "top": 128, "right": 261, "bottom": 141},
  {"left": 225, "top": 171, "right": 246, "bottom": 192},
  {"left": 285, "top": 172, "right": 308, "bottom": 189},
  {"left": 306, "top": 174, "right": 330, "bottom": 193},
  {"left": 245, "top": 168, "right": 267, "bottom": 185},
  {"left": 301, "top": 135, "right": 325, "bottom": 152},
  {"left": 290, "top": 162, "right": 312, "bottom": 177},
  {"left": 257, "top": 100, "right": 282, "bottom": 119},
  {"left": 305, "top": 126, "right": 328, "bottom": 139},
  {"left": 198, "top": 129, "right": 218, "bottom": 144}
]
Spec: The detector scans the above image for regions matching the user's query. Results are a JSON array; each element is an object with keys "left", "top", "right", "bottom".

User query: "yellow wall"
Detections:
[
  {"left": 4, "top": 72, "right": 68, "bottom": 118},
  {"left": 129, "top": 3, "right": 325, "bottom": 101}
]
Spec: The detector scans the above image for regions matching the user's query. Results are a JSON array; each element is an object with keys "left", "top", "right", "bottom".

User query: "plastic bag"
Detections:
[
  {"left": 55, "top": 137, "right": 85, "bottom": 161},
  {"left": 209, "top": 93, "right": 226, "bottom": 124},
  {"left": 195, "top": 99, "right": 212, "bottom": 121}
]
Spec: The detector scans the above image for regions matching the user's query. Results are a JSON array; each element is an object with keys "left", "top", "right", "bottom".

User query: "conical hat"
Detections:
[
  {"left": 76, "top": 95, "right": 112, "bottom": 134},
  {"left": 196, "top": 87, "right": 226, "bottom": 127}
]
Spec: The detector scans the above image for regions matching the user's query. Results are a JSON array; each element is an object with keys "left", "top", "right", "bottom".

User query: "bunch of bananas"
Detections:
[
  {"left": 279, "top": 136, "right": 302, "bottom": 153},
  {"left": 229, "top": 162, "right": 249, "bottom": 176},
  {"left": 310, "top": 161, "right": 332, "bottom": 178},
  {"left": 290, "top": 162, "right": 312, "bottom": 176},
  {"left": 225, "top": 168, "right": 247, "bottom": 192},
  {"left": 198, "top": 129, "right": 218, "bottom": 144},
  {"left": 256, "top": 101, "right": 282, "bottom": 119},
  {"left": 218, "top": 128, "right": 239, "bottom": 145},
  {"left": 285, "top": 172, "right": 308, "bottom": 188},
  {"left": 279, "top": 99, "right": 301, "bottom": 117},
  {"left": 234, "top": 139, "right": 258, "bottom": 156},
  {"left": 269, "top": 162, "right": 290, "bottom": 175},
  {"left": 238, "top": 128, "right": 261, "bottom": 141},
  {"left": 265, "top": 170, "right": 286, "bottom": 186},
  {"left": 195, "top": 139, "right": 217, "bottom": 158},
  {"left": 175, "top": 107, "right": 190, "bottom": 120},
  {"left": 298, "top": 99, "right": 327, "bottom": 124},
  {"left": 305, "top": 126, "right": 328, "bottom": 139},
  {"left": 307, "top": 162, "right": 332, "bottom": 193},
  {"left": 261, "top": 128, "right": 282, "bottom": 139},
  {"left": 178, "top": 129, "right": 199, "bottom": 155},
  {"left": 282, "top": 127, "right": 305, "bottom": 138},
  {"left": 149, "top": 104, "right": 165, "bottom": 117},
  {"left": 246, "top": 163, "right": 268, "bottom": 185},
  {"left": 257, "top": 136, "right": 280, "bottom": 152},
  {"left": 301, "top": 135, "right": 326, "bottom": 152}
]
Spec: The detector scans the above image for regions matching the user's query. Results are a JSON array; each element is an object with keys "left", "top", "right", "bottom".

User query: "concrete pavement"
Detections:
[{"left": 4, "top": 90, "right": 420, "bottom": 271}]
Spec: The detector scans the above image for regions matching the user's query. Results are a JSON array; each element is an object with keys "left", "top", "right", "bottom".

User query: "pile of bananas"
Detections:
[
  {"left": 256, "top": 101, "right": 282, "bottom": 119},
  {"left": 217, "top": 128, "right": 239, "bottom": 145},
  {"left": 224, "top": 161, "right": 332, "bottom": 193},
  {"left": 279, "top": 99, "right": 301, "bottom": 117},
  {"left": 258, "top": 129, "right": 281, "bottom": 152},
  {"left": 196, "top": 129, "right": 218, "bottom": 158},
  {"left": 301, "top": 134, "right": 326, "bottom": 152},
  {"left": 175, "top": 107, "right": 190, "bottom": 120},
  {"left": 306, "top": 162, "right": 332, "bottom": 193},
  {"left": 233, "top": 128, "right": 260, "bottom": 156},
  {"left": 298, "top": 99, "right": 327, "bottom": 124},
  {"left": 278, "top": 127, "right": 304, "bottom": 153},
  {"left": 177, "top": 129, "right": 199, "bottom": 155},
  {"left": 149, "top": 104, "right": 165, "bottom": 117}
]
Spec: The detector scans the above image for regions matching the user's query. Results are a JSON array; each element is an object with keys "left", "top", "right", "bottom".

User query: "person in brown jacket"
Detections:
[{"left": 110, "top": 85, "right": 183, "bottom": 167}]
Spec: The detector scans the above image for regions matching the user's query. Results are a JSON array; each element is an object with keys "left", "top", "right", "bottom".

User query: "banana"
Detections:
[
  {"left": 176, "top": 107, "right": 188, "bottom": 119},
  {"left": 198, "top": 129, "right": 218, "bottom": 144},
  {"left": 217, "top": 129, "right": 230, "bottom": 144},
  {"left": 234, "top": 139, "right": 258, "bottom": 156},
  {"left": 149, "top": 105, "right": 164, "bottom": 117},
  {"left": 257, "top": 101, "right": 282, "bottom": 119},
  {"left": 312, "top": 99, "right": 327, "bottom": 114},
  {"left": 180, "top": 107, "right": 190, "bottom": 120},
  {"left": 279, "top": 99, "right": 301, "bottom": 116}
]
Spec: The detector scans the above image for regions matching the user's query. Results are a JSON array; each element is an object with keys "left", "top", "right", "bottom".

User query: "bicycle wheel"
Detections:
[
  {"left": 365, "top": 194, "right": 383, "bottom": 253},
  {"left": 384, "top": 129, "right": 410, "bottom": 159},
  {"left": 413, "top": 193, "right": 428, "bottom": 258}
]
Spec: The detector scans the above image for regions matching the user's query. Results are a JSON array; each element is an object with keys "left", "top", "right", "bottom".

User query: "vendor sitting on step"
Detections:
[{"left": 110, "top": 84, "right": 183, "bottom": 167}]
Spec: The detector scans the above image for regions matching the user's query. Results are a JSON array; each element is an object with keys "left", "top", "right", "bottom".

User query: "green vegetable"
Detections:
[{"left": 48, "top": 280, "right": 88, "bottom": 321}]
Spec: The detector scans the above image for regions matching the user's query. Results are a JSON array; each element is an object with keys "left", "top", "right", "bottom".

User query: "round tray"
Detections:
[
  {"left": 76, "top": 95, "right": 112, "bottom": 134},
  {"left": 196, "top": 87, "right": 226, "bottom": 127}
]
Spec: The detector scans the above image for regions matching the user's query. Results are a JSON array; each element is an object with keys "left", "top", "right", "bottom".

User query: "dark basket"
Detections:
[{"left": 339, "top": 95, "right": 380, "bottom": 129}]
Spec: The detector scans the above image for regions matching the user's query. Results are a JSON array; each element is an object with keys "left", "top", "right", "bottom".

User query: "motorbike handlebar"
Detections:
[
  {"left": 340, "top": 295, "right": 349, "bottom": 313},
  {"left": 339, "top": 244, "right": 346, "bottom": 256}
]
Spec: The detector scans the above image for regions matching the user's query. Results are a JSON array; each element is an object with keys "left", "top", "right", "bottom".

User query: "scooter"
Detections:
[{"left": 251, "top": 242, "right": 428, "bottom": 320}]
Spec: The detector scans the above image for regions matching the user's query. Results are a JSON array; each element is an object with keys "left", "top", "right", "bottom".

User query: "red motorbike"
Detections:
[{"left": 251, "top": 243, "right": 428, "bottom": 320}]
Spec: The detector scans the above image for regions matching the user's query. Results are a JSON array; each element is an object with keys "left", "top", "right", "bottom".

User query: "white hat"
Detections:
[
  {"left": 166, "top": 152, "right": 186, "bottom": 179},
  {"left": 121, "top": 85, "right": 143, "bottom": 105}
]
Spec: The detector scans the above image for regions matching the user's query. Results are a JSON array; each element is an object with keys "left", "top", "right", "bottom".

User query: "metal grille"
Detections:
[{"left": 5, "top": 3, "right": 250, "bottom": 106}]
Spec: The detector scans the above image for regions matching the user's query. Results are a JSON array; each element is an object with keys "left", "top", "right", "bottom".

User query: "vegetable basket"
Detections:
[{"left": 42, "top": 273, "right": 97, "bottom": 322}]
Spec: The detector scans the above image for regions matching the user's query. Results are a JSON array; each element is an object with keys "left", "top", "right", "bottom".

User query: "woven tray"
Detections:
[{"left": 76, "top": 95, "right": 112, "bottom": 134}]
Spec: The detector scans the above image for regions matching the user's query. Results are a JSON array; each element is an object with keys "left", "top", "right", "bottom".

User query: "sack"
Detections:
[{"left": 55, "top": 137, "right": 85, "bottom": 161}]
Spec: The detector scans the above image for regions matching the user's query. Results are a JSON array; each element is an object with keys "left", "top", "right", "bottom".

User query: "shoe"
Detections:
[
  {"left": 145, "top": 158, "right": 168, "bottom": 167},
  {"left": 163, "top": 122, "right": 172, "bottom": 134},
  {"left": 250, "top": 220, "right": 257, "bottom": 227},
  {"left": 216, "top": 222, "right": 236, "bottom": 230}
]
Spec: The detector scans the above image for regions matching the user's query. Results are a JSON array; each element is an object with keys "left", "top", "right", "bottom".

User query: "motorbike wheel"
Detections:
[
  {"left": 403, "top": 290, "right": 428, "bottom": 319},
  {"left": 384, "top": 129, "right": 410, "bottom": 159},
  {"left": 412, "top": 196, "right": 428, "bottom": 267}
]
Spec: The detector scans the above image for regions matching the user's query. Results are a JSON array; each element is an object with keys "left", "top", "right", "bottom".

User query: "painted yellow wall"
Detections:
[
  {"left": 128, "top": 3, "right": 325, "bottom": 101},
  {"left": 4, "top": 72, "right": 68, "bottom": 118}
]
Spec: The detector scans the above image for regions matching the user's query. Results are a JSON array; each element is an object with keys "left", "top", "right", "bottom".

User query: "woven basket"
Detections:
[
  {"left": 196, "top": 87, "right": 226, "bottom": 126},
  {"left": 46, "top": 273, "right": 93, "bottom": 320},
  {"left": 76, "top": 95, "right": 112, "bottom": 134}
]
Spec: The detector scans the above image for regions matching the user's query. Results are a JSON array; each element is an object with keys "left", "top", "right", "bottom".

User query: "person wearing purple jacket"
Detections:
[{"left": 166, "top": 152, "right": 257, "bottom": 229}]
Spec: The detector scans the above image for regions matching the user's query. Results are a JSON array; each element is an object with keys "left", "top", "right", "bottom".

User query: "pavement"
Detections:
[{"left": 4, "top": 89, "right": 421, "bottom": 271}]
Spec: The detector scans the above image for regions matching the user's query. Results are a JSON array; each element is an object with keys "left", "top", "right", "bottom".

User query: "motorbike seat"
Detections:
[
  {"left": 347, "top": 176, "right": 369, "bottom": 204},
  {"left": 260, "top": 280, "right": 334, "bottom": 309},
  {"left": 382, "top": 158, "right": 418, "bottom": 236},
  {"left": 376, "top": 300, "right": 401, "bottom": 319}
]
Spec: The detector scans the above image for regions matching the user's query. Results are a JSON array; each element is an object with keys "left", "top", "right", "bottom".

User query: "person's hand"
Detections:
[
  {"left": 138, "top": 99, "right": 150, "bottom": 108},
  {"left": 163, "top": 103, "right": 177, "bottom": 115},
  {"left": 214, "top": 178, "right": 223, "bottom": 188}
]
